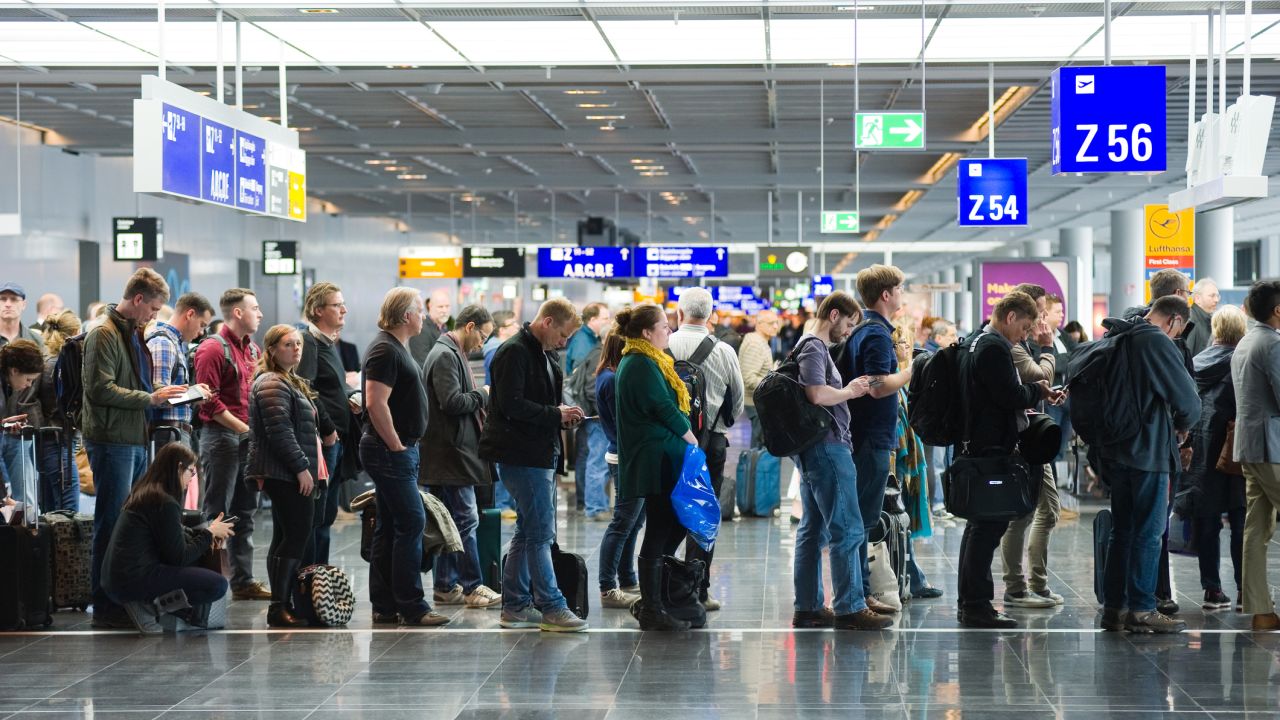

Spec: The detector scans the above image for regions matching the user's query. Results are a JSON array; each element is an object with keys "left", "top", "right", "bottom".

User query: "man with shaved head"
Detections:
[
  {"left": 409, "top": 288, "right": 453, "bottom": 368},
  {"left": 739, "top": 309, "right": 781, "bottom": 449}
]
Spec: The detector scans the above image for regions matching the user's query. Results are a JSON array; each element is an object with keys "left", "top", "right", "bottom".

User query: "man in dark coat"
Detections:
[
  {"left": 1184, "top": 278, "right": 1220, "bottom": 358},
  {"left": 421, "top": 304, "right": 500, "bottom": 610}
]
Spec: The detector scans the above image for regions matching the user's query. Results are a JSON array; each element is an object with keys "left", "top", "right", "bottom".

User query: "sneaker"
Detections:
[
  {"left": 500, "top": 509, "right": 518, "bottom": 521},
  {"left": 121, "top": 601, "right": 162, "bottom": 635},
  {"left": 960, "top": 609, "right": 1018, "bottom": 629},
  {"left": 231, "top": 581, "right": 272, "bottom": 601},
  {"left": 932, "top": 504, "right": 954, "bottom": 520},
  {"left": 372, "top": 610, "right": 400, "bottom": 624},
  {"left": 834, "top": 608, "right": 894, "bottom": 631},
  {"left": 1124, "top": 610, "right": 1186, "bottom": 634},
  {"left": 587, "top": 512, "right": 613, "bottom": 522},
  {"left": 499, "top": 606, "right": 544, "bottom": 629},
  {"left": 1203, "top": 589, "right": 1231, "bottom": 610},
  {"left": 792, "top": 607, "right": 836, "bottom": 628},
  {"left": 464, "top": 585, "right": 502, "bottom": 609},
  {"left": 1032, "top": 589, "right": 1065, "bottom": 606},
  {"left": 1003, "top": 591, "right": 1056, "bottom": 609},
  {"left": 434, "top": 584, "right": 465, "bottom": 605},
  {"left": 404, "top": 611, "right": 451, "bottom": 627},
  {"left": 601, "top": 588, "right": 640, "bottom": 609},
  {"left": 1157, "top": 598, "right": 1180, "bottom": 616},
  {"left": 539, "top": 607, "right": 588, "bottom": 633},
  {"left": 701, "top": 596, "right": 722, "bottom": 612},
  {"left": 911, "top": 586, "right": 944, "bottom": 600},
  {"left": 1101, "top": 607, "right": 1125, "bottom": 632}
]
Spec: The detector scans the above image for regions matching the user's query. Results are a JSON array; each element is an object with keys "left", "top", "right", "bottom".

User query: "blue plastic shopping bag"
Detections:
[{"left": 672, "top": 444, "right": 721, "bottom": 551}]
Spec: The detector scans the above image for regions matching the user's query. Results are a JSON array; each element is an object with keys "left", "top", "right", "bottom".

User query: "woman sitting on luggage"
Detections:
[
  {"left": 102, "top": 443, "right": 234, "bottom": 632},
  {"left": 595, "top": 331, "right": 645, "bottom": 610},
  {"left": 247, "top": 324, "right": 323, "bottom": 628},
  {"left": 614, "top": 303, "right": 700, "bottom": 631},
  {"left": 0, "top": 339, "right": 45, "bottom": 503}
]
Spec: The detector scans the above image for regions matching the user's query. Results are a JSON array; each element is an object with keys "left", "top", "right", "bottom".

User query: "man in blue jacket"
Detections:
[{"left": 1099, "top": 295, "right": 1201, "bottom": 634}]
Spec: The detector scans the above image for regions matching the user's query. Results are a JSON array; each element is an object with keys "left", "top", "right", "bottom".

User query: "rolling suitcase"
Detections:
[
  {"left": 0, "top": 427, "right": 53, "bottom": 630},
  {"left": 735, "top": 448, "right": 781, "bottom": 517},
  {"left": 41, "top": 509, "right": 93, "bottom": 611},
  {"left": 477, "top": 507, "right": 503, "bottom": 593},
  {"left": 718, "top": 470, "right": 736, "bottom": 521},
  {"left": 869, "top": 510, "right": 910, "bottom": 603},
  {"left": 1093, "top": 508, "right": 1112, "bottom": 605},
  {"left": 551, "top": 543, "right": 589, "bottom": 620}
]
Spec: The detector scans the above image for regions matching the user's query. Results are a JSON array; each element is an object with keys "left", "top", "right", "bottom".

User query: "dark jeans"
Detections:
[
  {"left": 957, "top": 519, "right": 1010, "bottom": 611},
  {"left": 37, "top": 435, "right": 79, "bottom": 513},
  {"left": 430, "top": 485, "right": 484, "bottom": 595},
  {"left": 1103, "top": 464, "right": 1168, "bottom": 613},
  {"left": 746, "top": 406, "right": 763, "bottom": 449},
  {"left": 854, "top": 443, "right": 893, "bottom": 589},
  {"left": 639, "top": 456, "right": 685, "bottom": 560},
  {"left": 574, "top": 424, "right": 589, "bottom": 511},
  {"left": 262, "top": 477, "right": 316, "bottom": 563},
  {"left": 86, "top": 440, "right": 148, "bottom": 614},
  {"left": 308, "top": 440, "right": 343, "bottom": 566},
  {"left": 108, "top": 565, "right": 229, "bottom": 606},
  {"left": 684, "top": 432, "right": 727, "bottom": 598},
  {"left": 599, "top": 464, "right": 645, "bottom": 591},
  {"left": 1197, "top": 508, "right": 1245, "bottom": 592},
  {"left": 361, "top": 437, "right": 430, "bottom": 621},
  {"left": 199, "top": 425, "right": 259, "bottom": 588}
]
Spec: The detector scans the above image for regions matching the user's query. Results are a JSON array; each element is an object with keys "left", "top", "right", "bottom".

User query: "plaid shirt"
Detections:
[{"left": 147, "top": 322, "right": 191, "bottom": 425}]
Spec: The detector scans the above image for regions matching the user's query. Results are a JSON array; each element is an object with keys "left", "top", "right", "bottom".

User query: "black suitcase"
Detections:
[
  {"left": 478, "top": 508, "right": 503, "bottom": 593},
  {"left": 1093, "top": 508, "right": 1112, "bottom": 605},
  {"left": 1, "top": 427, "right": 53, "bottom": 630},
  {"left": 551, "top": 543, "right": 589, "bottom": 620}
]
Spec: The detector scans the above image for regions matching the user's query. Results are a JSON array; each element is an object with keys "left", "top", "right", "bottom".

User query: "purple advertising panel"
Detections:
[{"left": 978, "top": 260, "right": 1070, "bottom": 326}]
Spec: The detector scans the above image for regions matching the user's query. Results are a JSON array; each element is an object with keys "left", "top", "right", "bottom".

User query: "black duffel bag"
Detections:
[{"left": 943, "top": 451, "right": 1039, "bottom": 522}]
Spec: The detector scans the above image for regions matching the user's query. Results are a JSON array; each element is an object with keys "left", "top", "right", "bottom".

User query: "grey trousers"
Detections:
[
  {"left": 1241, "top": 462, "right": 1280, "bottom": 615},
  {"left": 199, "top": 425, "right": 259, "bottom": 588},
  {"left": 1000, "top": 464, "right": 1060, "bottom": 595}
]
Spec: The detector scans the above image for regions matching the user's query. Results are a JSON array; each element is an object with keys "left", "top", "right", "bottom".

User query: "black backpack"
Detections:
[
  {"left": 669, "top": 336, "right": 717, "bottom": 446},
  {"left": 906, "top": 341, "right": 964, "bottom": 447},
  {"left": 1066, "top": 320, "right": 1141, "bottom": 448},
  {"left": 752, "top": 336, "right": 835, "bottom": 458},
  {"left": 53, "top": 332, "right": 87, "bottom": 432}
]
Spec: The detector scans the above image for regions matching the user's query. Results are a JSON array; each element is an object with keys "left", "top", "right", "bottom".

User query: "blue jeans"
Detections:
[
  {"left": 500, "top": 461, "right": 567, "bottom": 613},
  {"left": 86, "top": 440, "right": 148, "bottom": 612},
  {"left": 493, "top": 469, "right": 516, "bottom": 511},
  {"left": 309, "top": 440, "right": 343, "bottom": 565},
  {"left": 1102, "top": 464, "right": 1169, "bottom": 613},
  {"left": 794, "top": 442, "right": 868, "bottom": 615},
  {"left": 854, "top": 443, "right": 893, "bottom": 589},
  {"left": 38, "top": 435, "right": 79, "bottom": 513},
  {"left": 431, "top": 485, "right": 483, "bottom": 595},
  {"left": 598, "top": 463, "right": 644, "bottom": 591},
  {"left": 584, "top": 420, "right": 610, "bottom": 516},
  {"left": 361, "top": 437, "right": 430, "bottom": 621}
]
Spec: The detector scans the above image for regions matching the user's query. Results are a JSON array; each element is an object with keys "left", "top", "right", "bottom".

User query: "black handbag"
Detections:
[{"left": 943, "top": 452, "right": 1038, "bottom": 522}]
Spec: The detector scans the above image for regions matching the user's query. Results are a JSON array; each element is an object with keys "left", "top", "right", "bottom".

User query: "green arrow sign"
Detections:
[
  {"left": 854, "top": 111, "right": 926, "bottom": 150},
  {"left": 820, "top": 211, "right": 860, "bottom": 234}
]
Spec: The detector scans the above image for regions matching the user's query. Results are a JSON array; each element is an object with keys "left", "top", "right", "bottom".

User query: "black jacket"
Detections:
[
  {"left": 102, "top": 498, "right": 213, "bottom": 595},
  {"left": 247, "top": 372, "right": 320, "bottom": 483},
  {"left": 298, "top": 326, "right": 358, "bottom": 480},
  {"left": 421, "top": 333, "right": 491, "bottom": 487},
  {"left": 479, "top": 324, "right": 565, "bottom": 471},
  {"left": 959, "top": 329, "right": 1041, "bottom": 455},
  {"left": 1183, "top": 304, "right": 1214, "bottom": 359},
  {"left": 408, "top": 322, "right": 442, "bottom": 369},
  {"left": 1177, "top": 344, "right": 1245, "bottom": 516}
]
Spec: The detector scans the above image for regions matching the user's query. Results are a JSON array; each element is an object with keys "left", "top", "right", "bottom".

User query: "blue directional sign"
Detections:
[
  {"left": 235, "top": 131, "right": 266, "bottom": 213},
  {"left": 810, "top": 275, "right": 835, "bottom": 297},
  {"left": 160, "top": 103, "right": 200, "bottom": 199},
  {"left": 634, "top": 246, "right": 728, "bottom": 279},
  {"left": 957, "top": 158, "right": 1028, "bottom": 227},
  {"left": 537, "top": 246, "right": 633, "bottom": 279},
  {"left": 1051, "top": 65, "right": 1166, "bottom": 174},
  {"left": 200, "top": 117, "right": 235, "bottom": 206}
]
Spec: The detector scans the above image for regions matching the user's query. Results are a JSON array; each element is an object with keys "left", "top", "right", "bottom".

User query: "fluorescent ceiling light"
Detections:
[
  {"left": 431, "top": 20, "right": 614, "bottom": 65},
  {"left": 397, "top": 174, "right": 427, "bottom": 180},
  {"left": 599, "top": 20, "right": 766, "bottom": 64},
  {"left": 1, "top": 23, "right": 152, "bottom": 64},
  {"left": 771, "top": 19, "right": 922, "bottom": 64},
  {"left": 299, "top": 8, "right": 339, "bottom": 14},
  {"left": 928, "top": 18, "right": 1101, "bottom": 61},
  {"left": 259, "top": 21, "right": 462, "bottom": 65},
  {"left": 564, "top": 90, "right": 606, "bottom": 95},
  {"left": 964, "top": 86, "right": 1035, "bottom": 141},
  {"left": 1075, "top": 14, "right": 1279, "bottom": 60},
  {"left": 923, "top": 152, "right": 963, "bottom": 184},
  {"left": 577, "top": 103, "right": 616, "bottom": 109},
  {"left": 584, "top": 115, "right": 625, "bottom": 120},
  {"left": 894, "top": 190, "right": 924, "bottom": 212}
]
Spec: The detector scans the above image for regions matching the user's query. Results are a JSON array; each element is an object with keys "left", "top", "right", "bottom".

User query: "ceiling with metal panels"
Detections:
[{"left": 2, "top": 1, "right": 1280, "bottom": 276}]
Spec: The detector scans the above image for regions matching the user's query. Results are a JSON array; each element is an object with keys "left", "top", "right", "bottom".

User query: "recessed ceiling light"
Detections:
[
  {"left": 365, "top": 159, "right": 395, "bottom": 165},
  {"left": 576, "top": 103, "right": 616, "bottom": 109},
  {"left": 397, "top": 174, "right": 427, "bottom": 180},
  {"left": 299, "top": 8, "right": 339, "bottom": 13},
  {"left": 386, "top": 65, "right": 418, "bottom": 69},
  {"left": 585, "top": 115, "right": 625, "bottom": 121},
  {"left": 599, "top": 125, "right": 616, "bottom": 132},
  {"left": 631, "top": 158, "right": 656, "bottom": 164},
  {"left": 564, "top": 89, "right": 606, "bottom": 95}
]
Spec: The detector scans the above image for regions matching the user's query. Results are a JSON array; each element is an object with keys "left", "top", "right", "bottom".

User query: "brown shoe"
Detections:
[
  {"left": 232, "top": 581, "right": 272, "bottom": 601},
  {"left": 834, "top": 608, "right": 893, "bottom": 630},
  {"left": 865, "top": 595, "right": 899, "bottom": 615},
  {"left": 1251, "top": 612, "right": 1280, "bottom": 631}
]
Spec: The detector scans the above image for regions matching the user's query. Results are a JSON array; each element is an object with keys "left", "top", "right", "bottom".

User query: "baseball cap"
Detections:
[{"left": 0, "top": 282, "right": 25, "bottom": 299}]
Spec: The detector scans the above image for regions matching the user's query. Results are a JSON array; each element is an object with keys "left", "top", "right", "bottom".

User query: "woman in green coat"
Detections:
[{"left": 614, "top": 304, "right": 699, "bottom": 631}]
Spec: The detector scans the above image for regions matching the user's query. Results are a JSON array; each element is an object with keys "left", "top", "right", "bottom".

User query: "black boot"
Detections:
[
  {"left": 663, "top": 556, "right": 708, "bottom": 629},
  {"left": 267, "top": 558, "right": 308, "bottom": 628},
  {"left": 631, "top": 557, "right": 690, "bottom": 631}
]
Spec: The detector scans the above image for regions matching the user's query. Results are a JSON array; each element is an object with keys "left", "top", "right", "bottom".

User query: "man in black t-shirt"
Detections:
[{"left": 360, "top": 287, "right": 448, "bottom": 627}]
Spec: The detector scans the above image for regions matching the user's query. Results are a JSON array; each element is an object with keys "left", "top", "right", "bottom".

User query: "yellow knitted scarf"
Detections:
[{"left": 622, "top": 337, "right": 691, "bottom": 414}]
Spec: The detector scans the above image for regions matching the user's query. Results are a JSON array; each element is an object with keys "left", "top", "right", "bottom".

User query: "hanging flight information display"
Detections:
[{"left": 134, "top": 75, "right": 307, "bottom": 222}]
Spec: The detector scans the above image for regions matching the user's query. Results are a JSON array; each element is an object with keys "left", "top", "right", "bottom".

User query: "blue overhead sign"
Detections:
[
  {"left": 634, "top": 246, "right": 728, "bottom": 279},
  {"left": 235, "top": 131, "right": 266, "bottom": 213},
  {"left": 810, "top": 275, "right": 835, "bottom": 297},
  {"left": 537, "top": 246, "right": 632, "bottom": 279},
  {"left": 160, "top": 103, "right": 200, "bottom": 199},
  {"left": 957, "top": 158, "right": 1028, "bottom": 227},
  {"left": 200, "top": 117, "right": 235, "bottom": 207},
  {"left": 1051, "top": 65, "right": 1167, "bottom": 174}
]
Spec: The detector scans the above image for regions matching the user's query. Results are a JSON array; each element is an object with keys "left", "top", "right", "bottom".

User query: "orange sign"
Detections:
[
  {"left": 400, "top": 257, "right": 462, "bottom": 279},
  {"left": 633, "top": 289, "right": 665, "bottom": 304}
]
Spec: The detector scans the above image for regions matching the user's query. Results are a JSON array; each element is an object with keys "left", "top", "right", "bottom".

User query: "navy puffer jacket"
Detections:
[{"left": 247, "top": 371, "right": 319, "bottom": 483}]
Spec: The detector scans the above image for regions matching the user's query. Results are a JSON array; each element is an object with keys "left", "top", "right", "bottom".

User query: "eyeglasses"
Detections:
[
  {"left": 477, "top": 330, "right": 491, "bottom": 345},
  {"left": 323, "top": 302, "right": 347, "bottom": 309}
]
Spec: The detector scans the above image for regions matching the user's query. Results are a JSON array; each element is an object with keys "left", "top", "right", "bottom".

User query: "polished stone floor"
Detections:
[{"left": 4, "top": 474, "right": 1280, "bottom": 719}]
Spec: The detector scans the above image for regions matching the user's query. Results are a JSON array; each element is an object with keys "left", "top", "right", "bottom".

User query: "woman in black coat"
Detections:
[
  {"left": 248, "top": 324, "right": 322, "bottom": 627},
  {"left": 1180, "top": 305, "right": 1247, "bottom": 610}
]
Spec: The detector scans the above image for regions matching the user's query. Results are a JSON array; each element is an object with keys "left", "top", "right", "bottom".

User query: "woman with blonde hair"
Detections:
[{"left": 247, "top": 324, "right": 323, "bottom": 627}]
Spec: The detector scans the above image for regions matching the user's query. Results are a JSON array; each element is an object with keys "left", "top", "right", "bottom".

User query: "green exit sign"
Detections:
[
  {"left": 821, "top": 211, "right": 860, "bottom": 234},
  {"left": 854, "top": 111, "right": 926, "bottom": 150}
]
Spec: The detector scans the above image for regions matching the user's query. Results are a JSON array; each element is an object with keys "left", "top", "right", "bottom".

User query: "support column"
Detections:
[
  {"left": 1025, "top": 238, "right": 1053, "bottom": 257},
  {"left": 956, "top": 262, "right": 974, "bottom": 334},
  {"left": 1111, "top": 209, "right": 1145, "bottom": 318},
  {"left": 999, "top": 245, "right": 1022, "bottom": 258},
  {"left": 1195, "top": 208, "right": 1235, "bottom": 289},
  {"left": 1261, "top": 235, "right": 1280, "bottom": 278},
  {"left": 940, "top": 267, "right": 957, "bottom": 322},
  {"left": 1059, "top": 227, "right": 1095, "bottom": 338}
]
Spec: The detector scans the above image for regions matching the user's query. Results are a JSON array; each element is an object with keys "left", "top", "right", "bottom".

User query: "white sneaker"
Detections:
[
  {"left": 601, "top": 588, "right": 640, "bottom": 609},
  {"left": 1004, "top": 591, "right": 1056, "bottom": 608},
  {"left": 464, "top": 585, "right": 502, "bottom": 609},
  {"left": 433, "top": 584, "right": 465, "bottom": 605},
  {"left": 1033, "top": 589, "right": 1065, "bottom": 606}
]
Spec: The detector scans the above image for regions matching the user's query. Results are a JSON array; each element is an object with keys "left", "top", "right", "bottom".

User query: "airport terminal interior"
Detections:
[{"left": 5, "top": 0, "right": 1280, "bottom": 718}]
